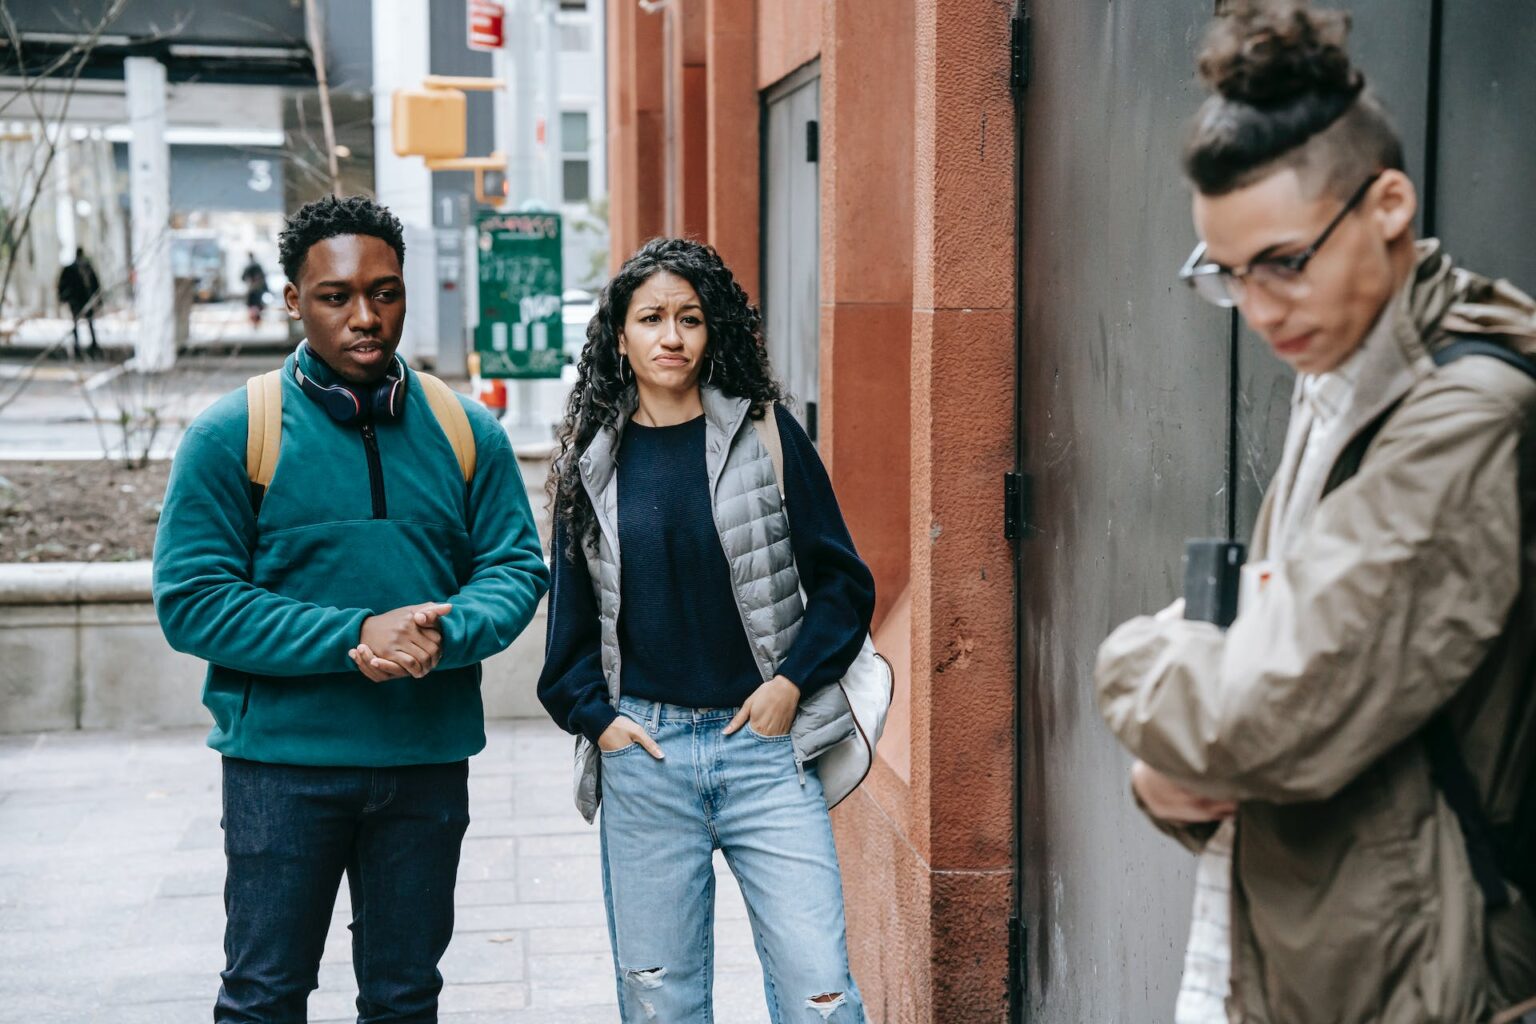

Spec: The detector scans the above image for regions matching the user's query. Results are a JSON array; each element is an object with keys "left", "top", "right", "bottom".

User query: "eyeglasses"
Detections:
[{"left": 1178, "top": 172, "right": 1382, "bottom": 308}]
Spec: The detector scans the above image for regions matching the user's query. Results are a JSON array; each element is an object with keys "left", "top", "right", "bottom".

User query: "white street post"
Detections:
[{"left": 124, "top": 56, "right": 174, "bottom": 371}]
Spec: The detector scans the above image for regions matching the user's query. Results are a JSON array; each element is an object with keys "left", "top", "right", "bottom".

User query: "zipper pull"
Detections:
[{"left": 794, "top": 755, "right": 807, "bottom": 787}]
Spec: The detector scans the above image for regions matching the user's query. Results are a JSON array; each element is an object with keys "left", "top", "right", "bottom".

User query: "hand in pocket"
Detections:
[{"left": 598, "top": 716, "right": 665, "bottom": 758}]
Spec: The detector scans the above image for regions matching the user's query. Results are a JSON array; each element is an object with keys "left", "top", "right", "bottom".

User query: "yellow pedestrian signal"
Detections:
[
  {"left": 391, "top": 87, "right": 467, "bottom": 160},
  {"left": 391, "top": 77, "right": 507, "bottom": 204}
]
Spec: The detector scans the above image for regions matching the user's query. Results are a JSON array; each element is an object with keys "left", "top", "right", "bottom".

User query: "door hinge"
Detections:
[
  {"left": 1004, "top": 470, "right": 1032, "bottom": 540},
  {"left": 1008, "top": 913, "right": 1028, "bottom": 1011},
  {"left": 1010, "top": 13, "right": 1031, "bottom": 97},
  {"left": 806, "top": 119, "right": 820, "bottom": 163}
]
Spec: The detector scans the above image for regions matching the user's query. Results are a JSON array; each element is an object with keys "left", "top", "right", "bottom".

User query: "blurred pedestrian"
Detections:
[
  {"left": 241, "top": 251, "right": 268, "bottom": 328},
  {"left": 1095, "top": 2, "right": 1536, "bottom": 1022},
  {"left": 538, "top": 238, "right": 877, "bottom": 1022},
  {"left": 153, "top": 195, "right": 550, "bottom": 1023},
  {"left": 56, "top": 246, "right": 103, "bottom": 360}
]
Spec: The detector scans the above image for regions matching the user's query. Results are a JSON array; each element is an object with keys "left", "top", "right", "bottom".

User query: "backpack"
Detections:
[
  {"left": 1341, "top": 338, "right": 1536, "bottom": 911},
  {"left": 244, "top": 368, "right": 477, "bottom": 504}
]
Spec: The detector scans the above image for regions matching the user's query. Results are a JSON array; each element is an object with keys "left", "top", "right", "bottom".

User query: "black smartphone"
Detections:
[{"left": 1183, "top": 539, "right": 1246, "bottom": 628}]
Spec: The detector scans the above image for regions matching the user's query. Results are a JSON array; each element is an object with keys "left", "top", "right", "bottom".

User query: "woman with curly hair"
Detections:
[{"left": 538, "top": 237, "right": 874, "bottom": 1021}]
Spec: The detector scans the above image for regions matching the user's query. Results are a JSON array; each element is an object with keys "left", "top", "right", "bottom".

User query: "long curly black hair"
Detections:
[{"left": 549, "top": 237, "right": 784, "bottom": 561}]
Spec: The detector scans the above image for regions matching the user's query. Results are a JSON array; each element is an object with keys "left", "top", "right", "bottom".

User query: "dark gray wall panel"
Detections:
[
  {"left": 1016, "top": 2, "right": 1233, "bottom": 1018},
  {"left": 1346, "top": 0, "right": 1434, "bottom": 203},
  {"left": 1436, "top": 0, "right": 1536, "bottom": 291}
]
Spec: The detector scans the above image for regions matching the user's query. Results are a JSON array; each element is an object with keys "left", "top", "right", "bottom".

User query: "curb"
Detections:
[{"left": 0, "top": 561, "right": 153, "bottom": 605}]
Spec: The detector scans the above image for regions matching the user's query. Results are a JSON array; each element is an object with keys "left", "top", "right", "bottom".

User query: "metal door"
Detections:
[
  {"left": 763, "top": 64, "right": 822, "bottom": 439},
  {"left": 1434, "top": 0, "right": 1536, "bottom": 291},
  {"left": 1014, "top": 4, "right": 1234, "bottom": 1016},
  {"left": 1011, "top": 1, "right": 1536, "bottom": 1020}
]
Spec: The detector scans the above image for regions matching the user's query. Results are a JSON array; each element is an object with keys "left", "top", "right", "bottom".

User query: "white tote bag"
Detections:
[{"left": 753, "top": 407, "right": 894, "bottom": 810}]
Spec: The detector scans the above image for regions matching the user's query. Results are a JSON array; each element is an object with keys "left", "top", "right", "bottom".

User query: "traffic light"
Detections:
[
  {"left": 391, "top": 87, "right": 467, "bottom": 160},
  {"left": 390, "top": 76, "right": 507, "bottom": 204}
]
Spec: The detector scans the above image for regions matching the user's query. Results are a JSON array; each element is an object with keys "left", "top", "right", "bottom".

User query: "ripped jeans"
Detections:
[{"left": 599, "top": 696, "right": 865, "bottom": 1023}]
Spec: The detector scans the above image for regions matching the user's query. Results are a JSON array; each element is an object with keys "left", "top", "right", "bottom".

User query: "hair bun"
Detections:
[{"left": 1199, "top": 1, "right": 1362, "bottom": 107}]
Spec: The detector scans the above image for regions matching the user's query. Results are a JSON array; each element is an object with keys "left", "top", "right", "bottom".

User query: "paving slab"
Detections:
[{"left": 0, "top": 721, "right": 773, "bottom": 1023}]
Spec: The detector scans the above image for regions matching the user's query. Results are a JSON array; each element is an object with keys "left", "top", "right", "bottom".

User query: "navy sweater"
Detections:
[{"left": 538, "top": 405, "right": 876, "bottom": 744}]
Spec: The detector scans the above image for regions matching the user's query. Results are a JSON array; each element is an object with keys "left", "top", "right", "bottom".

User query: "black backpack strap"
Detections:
[
  {"left": 1433, "top": 336, "right": 1536, "bottom": 382},
  {"left": 1328, "top": 337, "right": 1536, "bottom": 502},
  {"left": 1421, "top": 336, "right": 1536, "bottom": 911},
  {"left": 1424, "top": 714, "right": 1512, "bottom": 910}
]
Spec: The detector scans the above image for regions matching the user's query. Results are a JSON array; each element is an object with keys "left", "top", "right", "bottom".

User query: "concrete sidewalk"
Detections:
[{"left": 0, "top": 722, "right": 773, "bottom": 1023}]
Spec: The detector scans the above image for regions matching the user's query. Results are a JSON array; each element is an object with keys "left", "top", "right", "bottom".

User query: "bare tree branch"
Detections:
[{"left": 0, "top": 0, "right": 132, "bottom": 316}]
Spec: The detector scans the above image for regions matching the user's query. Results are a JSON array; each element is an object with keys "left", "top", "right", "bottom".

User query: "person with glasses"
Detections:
[{"left": 1095, "top": 3, "right": 1536, "bottom": 1022}]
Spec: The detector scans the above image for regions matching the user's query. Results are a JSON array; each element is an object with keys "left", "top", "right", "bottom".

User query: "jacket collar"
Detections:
[
  {"left": 577, "top": 385, "right": 751, "bottom": 497},
  {"left": 575, "top": 387, "right": 635, "bottom": 499},
  {"left": 1324, "top": 237, "right": 1536, "bottom": 439},
  {"left": 700, "top": 385, "right": 754, "bottom": 489},
  {"left": 1253, "top": 240, "right": 1513, "bottom": 555}
]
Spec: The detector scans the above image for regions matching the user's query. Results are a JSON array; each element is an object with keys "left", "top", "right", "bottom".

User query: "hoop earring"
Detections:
[
  {"left": 706, "top": 357, "right": 716, "bottom": 386},
  {"left": 619, "top": 354, "right": 631, "bottom": 385}
]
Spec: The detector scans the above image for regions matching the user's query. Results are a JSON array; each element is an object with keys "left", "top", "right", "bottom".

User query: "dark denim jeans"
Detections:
[{"left": 216, "top": 757, "right": 471, "bottom": 1024}]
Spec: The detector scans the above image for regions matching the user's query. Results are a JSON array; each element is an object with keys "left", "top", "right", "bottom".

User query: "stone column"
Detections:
[
  {"left": 907, "top": 0, "right": 1018, "bottom": 1016},
  {"left": 124, "top": 56, "right": 174, "bottom": 372},
  {"left": 666, "top": 0, "right": 709, "bottom": 240},
  {"left": 606, "top": 0, "right": 664, "bottom": 269},
  {"left": 703, "top": 0, "right": 758, "bottom": 297}
]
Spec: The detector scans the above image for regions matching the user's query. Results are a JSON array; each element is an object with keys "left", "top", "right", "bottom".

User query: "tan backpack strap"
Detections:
[
  {"left": 751, "top": 403, "right": 785, "bottom": 502},
  {"left": 245, "top": 369, "right": 284, "bottom": 488},
  {"left": 418, "top": 371, "right": 477, "bottom": 483}
]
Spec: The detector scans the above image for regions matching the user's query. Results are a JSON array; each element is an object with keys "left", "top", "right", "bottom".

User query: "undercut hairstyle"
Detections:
[
  {"left": 549, "top": 237, "right": 784, "bottom": 561},
  {"left": 278, "top": 195, "right": 406, "bottom": 284},
  {"left": 1183, "top": 0, "right": 1405, "bottom": 198}
]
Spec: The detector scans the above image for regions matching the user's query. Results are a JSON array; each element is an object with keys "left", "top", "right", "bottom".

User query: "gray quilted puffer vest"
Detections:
[{"left": 570, "top": 386, "right": 856, "bottom": 821}]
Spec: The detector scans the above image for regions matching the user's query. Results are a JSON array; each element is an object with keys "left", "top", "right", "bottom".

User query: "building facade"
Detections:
[
  {"left": 606, "top": 1, "right": 1536, "bottom": 1021},
  {"left": 607, "top": 2, "right": 1018, "bottom": 1019}
]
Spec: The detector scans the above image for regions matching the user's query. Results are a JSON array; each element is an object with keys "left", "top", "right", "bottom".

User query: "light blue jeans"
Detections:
[{"left": 598, "top": 695, "right": 866, "bottom": 1023}]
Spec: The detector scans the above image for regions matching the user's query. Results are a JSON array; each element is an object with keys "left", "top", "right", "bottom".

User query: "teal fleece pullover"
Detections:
[{"left": 153, "top": 348, "right": 550, "bottom": 767}]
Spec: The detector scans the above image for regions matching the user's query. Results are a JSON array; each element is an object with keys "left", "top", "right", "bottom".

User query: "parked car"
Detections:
[{"left": 562, "top": 288, "right": 596, "bottom": 360}]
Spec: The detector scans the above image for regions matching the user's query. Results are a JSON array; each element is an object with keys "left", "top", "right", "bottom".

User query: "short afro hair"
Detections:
[{"left": 278, "top": 194, "right": 406, "bottom": 284}]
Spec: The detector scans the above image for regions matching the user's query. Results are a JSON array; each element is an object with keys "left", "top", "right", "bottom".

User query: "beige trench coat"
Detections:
[{"left": 1097, "top": 243, "right": 1536, "bottom": 1023}]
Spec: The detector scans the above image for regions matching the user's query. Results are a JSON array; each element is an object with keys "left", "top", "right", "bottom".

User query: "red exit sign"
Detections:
[{"left": 468, "top": 0, "right": 505, "bottom": 51}]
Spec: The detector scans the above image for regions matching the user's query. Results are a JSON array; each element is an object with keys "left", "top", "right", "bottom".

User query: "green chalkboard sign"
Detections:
[{"left": 473, "top": 210, "right": 563, "bottom": 379}]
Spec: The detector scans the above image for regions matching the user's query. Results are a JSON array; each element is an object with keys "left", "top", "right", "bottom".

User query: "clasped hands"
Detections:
[
  {"left": 595, "top": 675, "right": 801, "bottom": 756},
  {"left": 349, "top": 602, "right": 453, "bottom": 682}
]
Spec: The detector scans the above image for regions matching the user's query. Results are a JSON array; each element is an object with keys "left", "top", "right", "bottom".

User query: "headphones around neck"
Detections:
[{"left": 293, "top": 340, "right": 408, "bottom": 425}]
